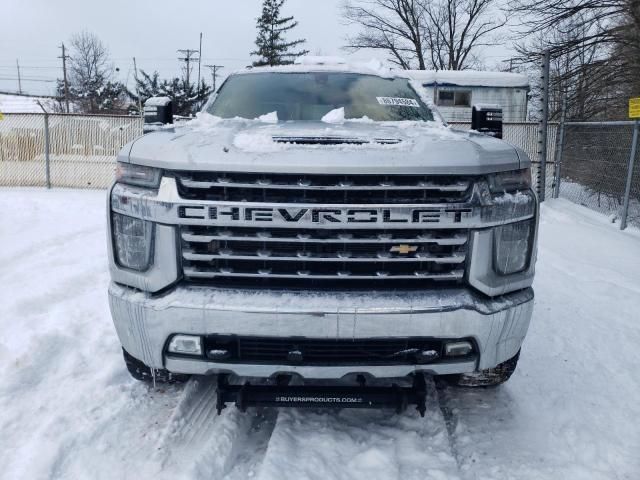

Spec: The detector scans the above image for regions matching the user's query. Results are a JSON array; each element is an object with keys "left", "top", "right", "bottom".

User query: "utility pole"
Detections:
[
  {"left": 133, "top": 57, "right": 143, "bottom": 117},
  {"left": 205, "top": 65, "right": 224, "bottom": 91},
  {"left": 197, "top": 33, "right": 203, "bottom": 88},
  {"left": 58, "top": 43, "right": 70, "bottom": 113},
  {"left": 177, "top": 49, "right": 199, "bottom": 86},
  {"left": 16, "top": 59, "right": 22, "bottom": 94},
  {"left": 537, "top": 50, "right": 551, "bottom": 202}
]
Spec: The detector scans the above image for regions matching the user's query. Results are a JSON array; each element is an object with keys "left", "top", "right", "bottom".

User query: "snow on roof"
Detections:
[
  {"left": 403, "top": 70, "right": 530, "bottom": 88},
  {"left": 0, "top": 94, "right": 57, "bottom": 113},
  {"left": 234, "top": 58, "right": 396, "bottom": 78},
  {"left": 145, "top": 96, "right": 172, "bottom": 106},
  {"left": 294, "top": 55, "right": 348, "bottom": 66}
]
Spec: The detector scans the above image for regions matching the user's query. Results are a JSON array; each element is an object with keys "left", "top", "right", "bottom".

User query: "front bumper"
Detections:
[{"left": 109, "top": 283, "right": 534, "bottom": 379}]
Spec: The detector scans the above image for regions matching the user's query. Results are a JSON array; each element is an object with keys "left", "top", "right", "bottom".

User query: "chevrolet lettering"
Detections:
[{"left": 177, "top": 205, "right": 474, "bottom": 225}]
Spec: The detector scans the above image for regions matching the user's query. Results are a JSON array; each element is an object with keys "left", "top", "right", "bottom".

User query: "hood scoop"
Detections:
[{"left": 272, "top": 136, "right": 402, "bottom": 146}]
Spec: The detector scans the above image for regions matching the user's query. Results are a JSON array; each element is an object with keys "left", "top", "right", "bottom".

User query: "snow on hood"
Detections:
[
  {"left": 125, "top": 112, "right": 523, "bottom": 175},
  {"left": 321, "top": 107, "right": 345, "bottom": 124}
]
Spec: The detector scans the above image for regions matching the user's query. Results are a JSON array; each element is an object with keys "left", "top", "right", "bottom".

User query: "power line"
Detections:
[{"left": 0, "top": 76, "right": 56, "bottom": 83}]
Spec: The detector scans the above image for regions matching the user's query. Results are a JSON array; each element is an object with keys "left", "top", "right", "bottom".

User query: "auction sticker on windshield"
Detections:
[{"left": 377, "top": 97, "right": 420, "bottom": 108}]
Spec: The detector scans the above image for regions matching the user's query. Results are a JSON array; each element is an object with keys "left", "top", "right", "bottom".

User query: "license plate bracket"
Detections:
[{"left": 215, "top": 374, "right": 428, "bottom": 416}]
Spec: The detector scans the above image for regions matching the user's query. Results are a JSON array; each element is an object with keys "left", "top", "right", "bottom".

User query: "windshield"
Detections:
[{"left": 206, "top": 72, "right": 434, "bottom": 122}]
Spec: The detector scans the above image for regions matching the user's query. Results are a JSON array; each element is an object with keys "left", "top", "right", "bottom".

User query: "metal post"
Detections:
[
  {"left": 538, "top": 50, "right": 551, "bottom": 202},
  {"left": 37, "top": 101, "right": 51, "bottom": 188},
  {"left": 16, "top": 59, "right": 22, "bottom": 94},
  {"left": 620, "top": 120, "right": 639, "bottom": 230},
  {"left": 43, "top": 113, "right": 51, "bottom": 189},
  {"left": 553, "top": 95, "right": 567, "bottom": 199}
]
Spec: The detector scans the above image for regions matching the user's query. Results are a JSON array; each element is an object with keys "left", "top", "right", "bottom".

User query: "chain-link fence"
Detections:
[
  {"left": 450, "top": 122, "right": 558, "bottom": 199},
  {"left": 554, "top": 121, "right": 640, "bottom": 230},
  {"left": 1, "top": 114, "right": 560, "bottom": 199},
  {"left": 0, "top": 113, "right": 143, "bottom": 189}
]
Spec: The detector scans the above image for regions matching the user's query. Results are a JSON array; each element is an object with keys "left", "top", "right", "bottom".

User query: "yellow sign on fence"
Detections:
[
  {"left": 0, "top": 111, "right": 4, "bottom": 121},
  {"left": 630, "top": 97, "right": 640, "bottom": 119}
]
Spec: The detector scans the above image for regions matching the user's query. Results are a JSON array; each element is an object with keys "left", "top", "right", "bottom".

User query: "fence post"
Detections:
[
  {"left": 620, "top": 120, "right": 639, "bottom": 230},
  {"left": 36, "top": 101, "right": 51, "bottom": 188},
  {"left": 537, "top": 50, "right": 551, "bottom": 202},
  {"left": 553, "top": 95, "right": 567, "bottom": 199},
  {"left": 43, "top": 113, "right": 51, "bottom": 189}
]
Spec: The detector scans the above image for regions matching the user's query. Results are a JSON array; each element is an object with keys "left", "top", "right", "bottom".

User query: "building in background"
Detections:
[{"left": 405, "top": 70, "right": 530, "bottom": 122}]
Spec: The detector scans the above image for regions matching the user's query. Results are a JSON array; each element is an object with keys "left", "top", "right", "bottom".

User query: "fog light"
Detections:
[
  {"left": 444, "top": 341, "right": 473, "bottom": 357},
  {"left": 168, "top": 335, "right": 202, "bottom": 355}
]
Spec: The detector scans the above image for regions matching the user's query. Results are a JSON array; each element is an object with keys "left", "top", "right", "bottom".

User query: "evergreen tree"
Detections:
[
  {"left": 252, "top": 0, "right": 309, "bottom": 67},
  {"left": 128, "top": 70, "right": 212, "bottom": 116}
]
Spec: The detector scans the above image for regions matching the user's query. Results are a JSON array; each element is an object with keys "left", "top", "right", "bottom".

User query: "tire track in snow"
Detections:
[
  {"left": 154, "top": 377, "right": 278, "bottom": 480},
  {"left": 253, "top": 377, "right": 462, "bottom": 480}
]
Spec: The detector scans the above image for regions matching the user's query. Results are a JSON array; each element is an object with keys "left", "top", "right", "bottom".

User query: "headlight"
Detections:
[
  {"left": 112, "top": 213, "right": 154, "bottom": 271},
  {"left": 115, "top": 162, "right": 162, "bottom": 188},
  {"left": 488, "top": 169, "right": 531, "bottom": 193},
  {"left": 493, "top": 219, "right": 534, "bottom": 275}
]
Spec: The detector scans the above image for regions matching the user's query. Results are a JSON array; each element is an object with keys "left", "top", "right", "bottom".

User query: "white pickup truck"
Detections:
[{"left": 107, "top": 60, "right": 538, "bottom": 413}]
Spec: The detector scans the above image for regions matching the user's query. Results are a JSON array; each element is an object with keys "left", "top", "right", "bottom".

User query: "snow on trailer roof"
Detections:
[{"left": 404, "top": 70, "right": 530, "bottom": 88}]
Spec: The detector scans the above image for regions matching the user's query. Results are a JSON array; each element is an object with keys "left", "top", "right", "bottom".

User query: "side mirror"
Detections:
[
  {"left": 471, "top": 104, "right": 503, "bottom": 139},
  {"left": 143, "top": 97, "right": 173, "bottom": 133}
]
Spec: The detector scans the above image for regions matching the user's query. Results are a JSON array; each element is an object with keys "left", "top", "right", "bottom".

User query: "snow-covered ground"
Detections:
[
  {"left": 1, "top": 189, "right": 639, "bottom": 480},
  {"left": 0, "top": 93, "right": 57, "bottom": 113}
]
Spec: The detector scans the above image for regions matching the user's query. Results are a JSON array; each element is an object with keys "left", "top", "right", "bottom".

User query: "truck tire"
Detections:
[
  {"left": 122, "top": 349, "right": 189, "bottom": 384},
  {"left": 441, "top": 350, "right": 520, "bottom": 388}
]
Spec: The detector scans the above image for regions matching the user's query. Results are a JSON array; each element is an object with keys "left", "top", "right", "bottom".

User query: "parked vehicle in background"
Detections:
[{"left": 107, "top": 58, "right": 538, "bottom": 413}]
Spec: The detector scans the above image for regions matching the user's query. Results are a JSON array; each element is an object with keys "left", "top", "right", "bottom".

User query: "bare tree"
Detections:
[
  {"left": 343, "top": 0, "right": 428, "bottom": 69},
  {"left": 424, "top": 0, "right": 506, "bottom": 70},
  {"left": 66, "top": 31, "right": 122, "bottom": 113},
  {"left": 343, "top": 0, "right": 506, "bottom": 70},
  {"left": 508, "top": 0, "right": 640, "bottom": 120}
]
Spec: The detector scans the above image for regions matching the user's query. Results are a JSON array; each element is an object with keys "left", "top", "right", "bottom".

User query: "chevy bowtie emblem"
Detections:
[{"left": 390, "top": 244, "right": 418, "bottom": 255}]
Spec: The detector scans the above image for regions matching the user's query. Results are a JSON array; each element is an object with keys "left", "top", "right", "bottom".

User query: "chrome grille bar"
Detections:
[
  {"left": 181, "top": 231, "right": 468, "bottom": 246},
  {"left": 183, "top": 251, "right": 466, "bottom": 264},
  {"left": 183, "top": 268, "right": 464, "bottom": 281},
  {"left": 178, "top": 178, "right": 470, "bottom": 192}
]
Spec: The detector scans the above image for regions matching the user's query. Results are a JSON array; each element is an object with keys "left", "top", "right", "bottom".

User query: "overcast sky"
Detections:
[{"left": 0, "top": 0, "right": 514, "bottom": 96}]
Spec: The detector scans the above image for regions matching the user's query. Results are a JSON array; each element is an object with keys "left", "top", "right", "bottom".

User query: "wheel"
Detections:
[
  {"left": 122, "top": 348, "right": 189, "bottom": 384},
  {"left": 441, "top": 350, "right": 521, "bottom": 387}
]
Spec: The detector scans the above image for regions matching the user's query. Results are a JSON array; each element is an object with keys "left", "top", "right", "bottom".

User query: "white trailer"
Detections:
[{"left": 404, "top": 70, "right": 530, "bottom": 122}]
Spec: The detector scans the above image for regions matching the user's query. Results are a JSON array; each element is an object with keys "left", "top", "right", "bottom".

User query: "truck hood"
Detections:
[{"left": 123, "top": 115, "right": 526, "bottom": 175}]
